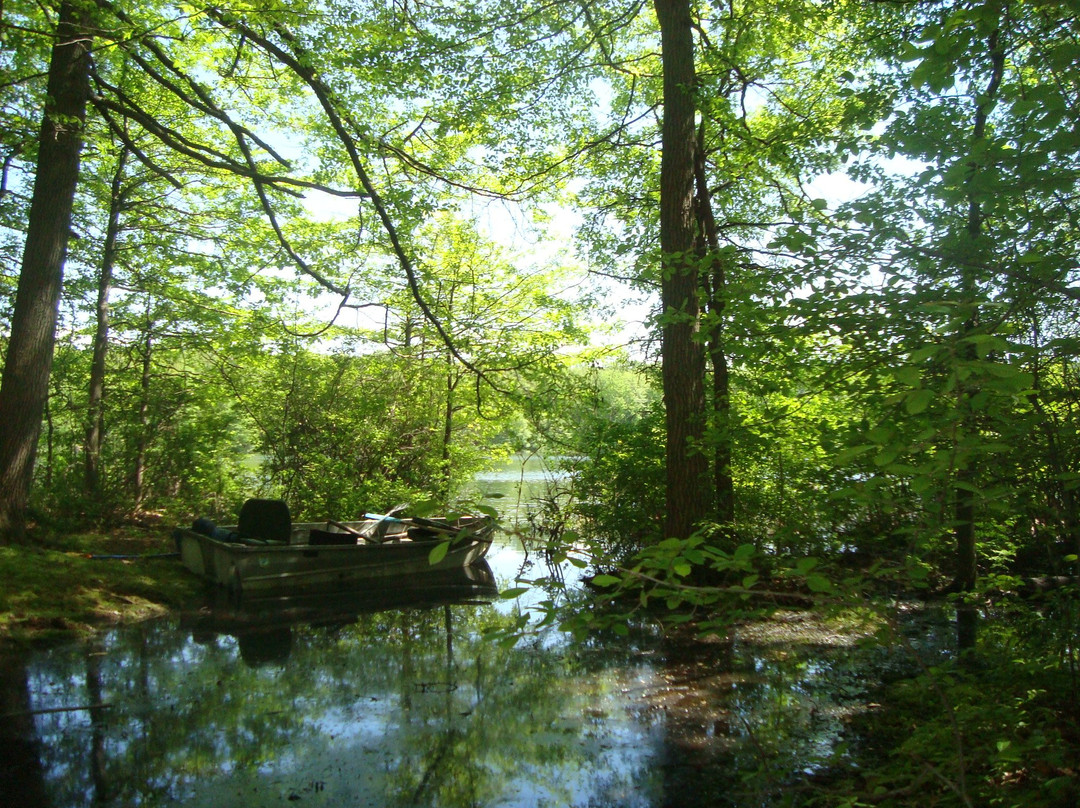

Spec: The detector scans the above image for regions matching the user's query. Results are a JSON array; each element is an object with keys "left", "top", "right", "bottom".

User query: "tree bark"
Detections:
[
  {"left": 654, "top": 0, "right": 709, "bottom": 541},
  {"left": 132, "top": 305, "right": 154, "bottom": 510},
  {"left": 0, "top": 2, "right": 93, "bottom": 541},
  {"left": 440, "top": 355, "right": 460, "bottom": 501},
  {"left": 85, "top": 148, "right": 129, "bottom": 498},
  {"left": 694, "top": 122, "right": 735, "bottom": 534}
]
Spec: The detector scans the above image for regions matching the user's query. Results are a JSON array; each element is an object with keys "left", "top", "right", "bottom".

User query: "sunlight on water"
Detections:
[
  {"left": 0, "top": 457, "right": 954, "bottom": 808},
  {"left": 469, "top": 453, "right": 572, "bottom": 524}
]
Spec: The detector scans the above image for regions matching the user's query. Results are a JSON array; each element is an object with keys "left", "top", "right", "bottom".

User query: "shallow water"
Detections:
[
  {"left": 469, "top": 453, "right": 571, "bottom": 524},
  {"left": 0, "top": 460, "right": 962, "bottom": 807},
  {"left": 0, "top": 534, "right": 958, "bottom": 808}
]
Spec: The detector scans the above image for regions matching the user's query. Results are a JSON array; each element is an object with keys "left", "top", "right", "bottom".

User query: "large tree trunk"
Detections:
[
  {"left": 654, "top": 0, "right": 709, "bottom": 541},
  {"left": 0, "top": 3, "right": 92, "bottom": 541},
  {"left": 85, "top": 149, "right": 129, "bottom": 498}
]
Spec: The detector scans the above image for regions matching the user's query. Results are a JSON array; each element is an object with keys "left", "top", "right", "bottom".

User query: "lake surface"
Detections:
[
  {"left": 469, "top": 452, "right": 572, "bottom": 525},
  {"left": 1, "top": 458, "right": 960, "bottom": 807}
]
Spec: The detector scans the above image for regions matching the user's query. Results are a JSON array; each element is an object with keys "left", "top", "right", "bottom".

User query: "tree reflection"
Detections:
[
  {"left": 12, "top": 568, "right": 658, "bottom": 807},
  {"left": 0, "top": 652, "right": 52, "bottom": 808},
  {"left": 6, "top": 578, "right": 958, "bottom": 807}
]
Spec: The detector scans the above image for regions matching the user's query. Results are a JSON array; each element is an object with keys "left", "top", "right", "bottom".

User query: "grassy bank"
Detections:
[{"left": 0, "top": 528, "right": 205, "bottom": 648}]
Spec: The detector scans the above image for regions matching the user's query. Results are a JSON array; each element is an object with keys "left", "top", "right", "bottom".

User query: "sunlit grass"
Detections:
[{"left": 0, "top": 530, "right": 204, "bottom": 646}]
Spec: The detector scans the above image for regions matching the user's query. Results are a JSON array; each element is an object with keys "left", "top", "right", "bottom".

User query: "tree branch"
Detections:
[{"left": 206, "top": 7, "right": 510, "bottom": 392}]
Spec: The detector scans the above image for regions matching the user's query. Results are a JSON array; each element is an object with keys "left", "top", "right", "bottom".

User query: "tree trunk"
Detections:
[
  {"left": 85, "top": 148, "right": 130, "bottom": 497},
  {"left": 654, "top": 0, "right": 708, "bottom": 541},
  {"left": 951, "top": 18, "right": 1005, "bottom": 593},
  {"left": 694, "top": 122, "right": 735, "bottom": 534},
  {"left": 710, "top": 325, "right": 734, "bottom": 524},
  {"left": 0, "top": 3, "right": 92, "bottom": 541},
  {"left": 43, "top": 395, "right": 54, "bottom": 490},
  {"left": 952, "top": 482, "right": 977, "bottom": 591},
  {"left": 132, "top": 306, "right": 154, "bottom": 510},
  {"left": 440, "top": 355, "right": 459, "bottom": 500}
]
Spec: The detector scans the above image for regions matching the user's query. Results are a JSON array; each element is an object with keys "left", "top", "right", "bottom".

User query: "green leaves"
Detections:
[
  {"left": 498, "top": 586, "right": 531, "bottom": 599},
  {"left": 904, "top": 388, "right": 934, "bottom": 415},
  {"left": 428, "top": 539, "right": 450, "bottom": 566},
  {"left": 590, "top": 574, "right": 621, "bottom": 588}
]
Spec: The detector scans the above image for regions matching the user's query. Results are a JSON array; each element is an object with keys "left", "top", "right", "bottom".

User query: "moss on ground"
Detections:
[{"left": 0, "top": 527, "right": 205, "bottom": 648}]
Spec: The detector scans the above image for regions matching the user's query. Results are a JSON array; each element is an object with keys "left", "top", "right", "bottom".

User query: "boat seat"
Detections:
[
  {"left": 308, "top": 528, "right": 358, "bottom": 546},
  {"left": 237, "top": 498, "right": 292, "bottom": 544}
]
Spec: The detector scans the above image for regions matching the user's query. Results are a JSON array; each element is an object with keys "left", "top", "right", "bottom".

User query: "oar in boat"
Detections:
[
  {"left": 409, "top": 515, "right": 486, "bottom": 540},
  {"left": 327, "top": 520, "right": 365, "bottom": 538}
]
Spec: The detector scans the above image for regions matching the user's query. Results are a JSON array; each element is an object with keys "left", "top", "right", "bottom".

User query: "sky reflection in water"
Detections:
[
  {"left": 3, "top": 458, "right": 954, "bottom": 807},
  {"left": 15, "top": 561, "right": 666, "bottom": 808}
]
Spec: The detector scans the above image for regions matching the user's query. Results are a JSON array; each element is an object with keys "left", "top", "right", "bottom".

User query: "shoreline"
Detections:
[{"left": 0, "top": 527, "right": 205, "bottom": 649}]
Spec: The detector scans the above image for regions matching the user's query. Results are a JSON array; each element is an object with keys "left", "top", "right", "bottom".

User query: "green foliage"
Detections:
[
  {"left": 562, "top": 390, "right": 666, "bottom": 560},
  {"left": 36, "top": 341, "right": 258, "bottom": 522},
  {"left": 3, "top": 0, "right": 1080, "bottom": 801},
  {"left": 221, "top": 345, "right": 493, "bottom": 519},
  {"left": 826, "top": 592, "right": 1080, "bottom": 807},
  {"left": 804, "top": 0, "right": 1080, "bottom": 583}
]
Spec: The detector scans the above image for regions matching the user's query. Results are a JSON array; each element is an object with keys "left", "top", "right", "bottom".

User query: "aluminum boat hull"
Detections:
[{"left": 176, "top": 517, "right": 494, "bottom": 594}]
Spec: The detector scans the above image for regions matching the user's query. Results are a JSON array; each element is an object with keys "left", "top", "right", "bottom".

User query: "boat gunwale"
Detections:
[{"left": 179, "top": 516, "right": 495, "bottom": 555}]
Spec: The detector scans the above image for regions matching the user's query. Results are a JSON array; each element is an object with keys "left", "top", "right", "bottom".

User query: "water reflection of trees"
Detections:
[
  {"left": 0, "top": 651, "right": 52, "bottom": 807},
  {"left": 12, "top": 593, "right": 958, "bottom": 807},
  {"left": 18, "top": 601, "right": 664, "bottom": 807}
]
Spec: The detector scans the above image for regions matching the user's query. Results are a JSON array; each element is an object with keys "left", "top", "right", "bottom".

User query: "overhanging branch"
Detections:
[{"left": 206, "top": 6, "right": 509, "bottom": 392}]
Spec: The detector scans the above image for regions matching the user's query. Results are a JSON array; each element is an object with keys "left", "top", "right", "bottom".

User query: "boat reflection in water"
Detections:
[{"left": 183, "top": 561, "right": 498, "bottom": 667}]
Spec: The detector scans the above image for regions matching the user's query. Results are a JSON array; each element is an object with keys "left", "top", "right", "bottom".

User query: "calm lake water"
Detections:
[
  {"left": 1, "top": 457, "right": 959, "bottom": 807},
  {"left": 469, "top": 452, "right": 572, "bottom": 524}
]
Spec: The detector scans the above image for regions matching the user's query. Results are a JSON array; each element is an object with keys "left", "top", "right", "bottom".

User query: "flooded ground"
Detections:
[
  {"left": 0, "top": 459, "right": 962, "bottom": 807},
  {"left": 0, "top": 540, "right": 959, "bottom": 808}
]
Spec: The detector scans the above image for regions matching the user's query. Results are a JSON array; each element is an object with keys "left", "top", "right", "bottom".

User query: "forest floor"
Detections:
[{"left": 0, "top": 526, "right": 205, "bottom": 648}]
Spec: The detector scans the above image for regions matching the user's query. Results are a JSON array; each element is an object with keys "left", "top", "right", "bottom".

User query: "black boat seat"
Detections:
[
  {"left": 308, "top": 528, "right": 358, "bottom": 546},
  {"left": 237, "top": 498, "right": 292, "bottom": 544}
]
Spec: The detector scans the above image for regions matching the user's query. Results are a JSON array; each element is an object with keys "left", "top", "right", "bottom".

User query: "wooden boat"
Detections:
[{"left": 175, "top": 499, "right": 495, "bottom": 594}]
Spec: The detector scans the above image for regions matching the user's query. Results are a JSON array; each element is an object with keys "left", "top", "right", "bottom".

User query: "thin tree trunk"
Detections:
[
  {"left": 694, "top": 122, "right": 735, "bottom": 533},
  {"left": 85, "top": 148, "right": 130, "bottom": 497},
  {"left": 654, "top": 0, "right": 708, "bottom": 541},
  {"left": 0, "top": 3, "right": 92, "bottom": 541},
  {"left": 132, "top": 305, "right": 154, "bottom": 510},
  {"left": 440, "top": 356, "right": 458, "bottom": 500},
  {"left": 710, "top": 325, "right": 734, "bottom": 522},
  {"left": 43, "top": 395, "right": 54, "bottom": 490},
  {"left": 951, "top": 16, "right": 1005, "bottom": 593}
]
